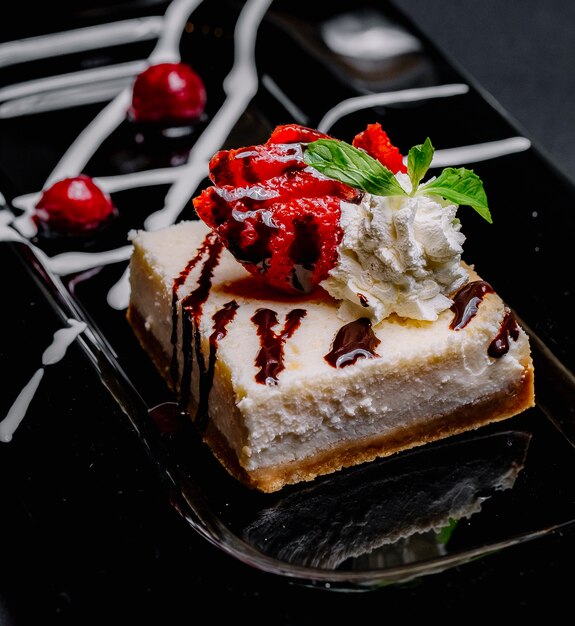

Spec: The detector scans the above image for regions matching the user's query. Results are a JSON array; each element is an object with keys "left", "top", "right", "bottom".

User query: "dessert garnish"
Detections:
[
  {"left": 194, "top": 122, "right": 492, "bottom": 323},
  {"left": 128, "top": 62, "right": 207, "bottom": 125},
  {"left": 303, "top": 131, "right": 492, "bottom": 223},
  {"left": 193, "top": 124, "right": 358, "bottom": 295},
  {"left": 351, "top": 123, "right": 407, "bottom": 174},
  {"left": 33, "top": 174, "right": 117, "bottom": 237}
]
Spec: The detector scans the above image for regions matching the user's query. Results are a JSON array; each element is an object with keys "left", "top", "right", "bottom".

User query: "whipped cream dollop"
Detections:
[{"left": 321, "top": 174, "right": 469, "bottom": 324}]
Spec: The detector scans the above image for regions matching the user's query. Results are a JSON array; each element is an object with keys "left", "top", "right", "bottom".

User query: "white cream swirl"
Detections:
[{"left": 321, "top": 174, "right": 469, "bottom": 324}]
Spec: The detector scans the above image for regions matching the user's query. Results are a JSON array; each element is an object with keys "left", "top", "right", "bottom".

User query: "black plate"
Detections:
[{"left": 1, "top": 0, "right": 575, "bottom": 594}]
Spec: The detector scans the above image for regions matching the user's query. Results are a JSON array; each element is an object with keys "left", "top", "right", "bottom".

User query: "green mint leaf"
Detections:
[
  {"left": 304, "top": 137, "right": 493, "bottom": 225},
  {"left": 304, "top": 139, "right": 407, "bottom": 197},
  {"left": 407, "top": 137, "right": 434, "bottom": 191},
  {"left": 420, "top": 167, "right": 493, "bottom": 223}
]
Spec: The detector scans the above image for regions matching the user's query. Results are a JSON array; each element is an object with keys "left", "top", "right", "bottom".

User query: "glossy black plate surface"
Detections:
[{"left": 1, "top": 0, "right": 575, "bottom": 595}]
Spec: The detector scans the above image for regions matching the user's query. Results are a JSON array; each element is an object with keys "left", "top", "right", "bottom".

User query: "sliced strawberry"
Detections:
[
  {"left": 34, "top": 174, "right": 117, "bottom": 237},
  {"left": 194, "top": 124, "right": 360, "bottom": 294},
  {"left": 194, "top": 123, "right": 406, "bottom": 295},
  {"left": 267, "top": 124, "right": 331, "bottom": 145},
  {"left": 199, "top": 169, "right": 358, "bottom": 224},
  {"left": 352, "top": 123, "right": 407, "bottom": 174},
  {"left": 195, "top": 168, "right": 359, "bottom": 289},
  {"left": 208, "top": 143, "right": 307, "bottom": 187},
  {"left": 213, "top": 194, "right": 345, "bottom": 293}
]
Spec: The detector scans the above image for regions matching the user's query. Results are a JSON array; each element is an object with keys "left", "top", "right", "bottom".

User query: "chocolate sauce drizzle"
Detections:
[
  {"left": 170, "top": 232, "right": 221, "bottom": 386},
  {"left": 195, "top": 300, "right": 239, "bottom": 430},
  {"left": 488, "top": 308, "right": 520, "bottom": 358},
  {"left": 450, "top": 280, "right": 494, "bottom": 331},
  {"left": 451, "top": 280, "right": 521, "bottom": 358},
  {"left": 174, "top": 232, "right": 224, "bottom": 417},
  {"left": 324, "top": 318, "right": 380, "bottom": 368},
  {"left": 251, "top": 308, "right": 307, "bottom": 385}
]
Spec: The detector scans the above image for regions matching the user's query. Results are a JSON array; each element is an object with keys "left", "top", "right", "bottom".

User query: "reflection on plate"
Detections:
[
  {"left": 1, "top": 0, "right": 575, "bottom": 591},
  {"left": 242, "top": 431, "right": 531, "bottom": 570}
]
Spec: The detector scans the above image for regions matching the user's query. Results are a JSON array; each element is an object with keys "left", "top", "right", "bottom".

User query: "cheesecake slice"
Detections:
[{"left": 127, "top": 219, "right": 534, "bottom": 493}]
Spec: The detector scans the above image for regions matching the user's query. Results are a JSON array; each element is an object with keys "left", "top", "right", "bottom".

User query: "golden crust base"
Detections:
[{"left": 127, "top": 304, "right": 535, "bottom": 493}]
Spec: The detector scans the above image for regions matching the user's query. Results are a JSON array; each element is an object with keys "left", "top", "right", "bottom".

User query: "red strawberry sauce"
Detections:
[{"left": 193, "top": 124, "right": 361, "bottom": 294}]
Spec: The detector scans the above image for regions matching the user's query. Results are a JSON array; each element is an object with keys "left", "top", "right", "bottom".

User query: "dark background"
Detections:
[{"left": 396, "top": 0, "right": 575, "bottom": 185}]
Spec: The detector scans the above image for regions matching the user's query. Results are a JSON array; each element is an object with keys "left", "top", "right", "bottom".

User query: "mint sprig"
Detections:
[
  {"left": 304, "top": 136, "right": 493, "bottom": 223},
  {"left": 421, "top": 168, "right": 491, "bottom": 223},
  {"left": 407, "top": 136, "right": 434, "bottom": 190},
  {"left": 302, "top": 138, "right": 406, "bottom": 196}
]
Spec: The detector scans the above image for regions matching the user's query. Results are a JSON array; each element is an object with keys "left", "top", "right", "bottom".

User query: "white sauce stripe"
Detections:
[
  {"left": 0, "top": 61, "right": 146, "bottom": 103},
  {"left": 0, "top": 319, "right": 86, "bottom": 442},
  {"left": 0, "top": 77, "right": 134, "bottom": 120},
  {"left": 47, "top": 246, "right": 133, "bottom": 275},
  {"left": 42, "top": 319, "right": 87, "bottom": 365},
  {"left": 317, "top": 83, "right": 470, "bottom": 133},
  {"left": 0, "top": 61, "right": 147, "bottom": 119},
  {"left": 0, "top": 220, "right": 24, "bottom": 242},
  {"left": 107, "top": 266, "right": 131, "bottom": 311},
  {"left": 0, "top": 17, "right": 163, "bottom": 68},
  {"left": 98, "top": 168, "right": 184, "bottom": 194},
  {"left": 431, "top": 137, "right": 531, "bottom": 167},
  {"left": 0, "top": 370, "right": 45, "bottom": 443}
]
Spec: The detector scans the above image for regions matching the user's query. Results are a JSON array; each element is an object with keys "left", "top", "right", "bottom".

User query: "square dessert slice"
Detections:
[{"left": 127, "top": 219, "right": 534, "bottom": 493}]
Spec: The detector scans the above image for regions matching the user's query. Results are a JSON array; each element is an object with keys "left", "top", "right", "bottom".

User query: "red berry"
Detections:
[
  {"left": 34, "top": 174, "right": 116, "bottom": 236},
  {"left": 194, "top": 124, "right": 406, "bottom": 296},
  {"left": 352, "top": 123, "right": 407, "bottom": 174},
  {"left": 193, "top": 125, "right": 359, "bottom": 295},
  {"left": 267, "top": 124, "right": 331, "bottom": 145},
  {"left": 129, "top": 62, "right": 206, "bottom": 124}
]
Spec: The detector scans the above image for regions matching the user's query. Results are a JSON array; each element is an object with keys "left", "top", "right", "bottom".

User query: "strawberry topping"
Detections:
[
  {"left": 34, "top": 174, "right": 117, "bottom": 236},
  {"left": 193, "top": 123, "right": 405, "bottom": 295},
  {"left": 208, "top": 143, "right": 307, "bottom": 187},
  {"left": 352, "top": 123, "right": 407, "bottom": 173},
  {"left": 267, "top": 124, "right": 331, "bottom": 145},
  {"left": 128, "top": 62, "right": 206, "bottom": 124},
  {"left": 194, "top": 125, "right": 359, "bottom": 294}
]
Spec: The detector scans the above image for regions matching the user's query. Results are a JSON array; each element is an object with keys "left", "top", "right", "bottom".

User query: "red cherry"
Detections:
[
  {"left": 34, "top": 175, "right": 117, "bottom": 236},
  {"left": 128, "top": 62, "right": 207, "bottom": 124}
]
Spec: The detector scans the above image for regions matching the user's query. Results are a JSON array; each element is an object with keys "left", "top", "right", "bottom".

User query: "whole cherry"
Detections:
[
  {"left": 34, "top": 174, "right": 117, "bottom": 237},
  {"left": 128, "top": 62, "right": 207, "bottom": 125}
]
